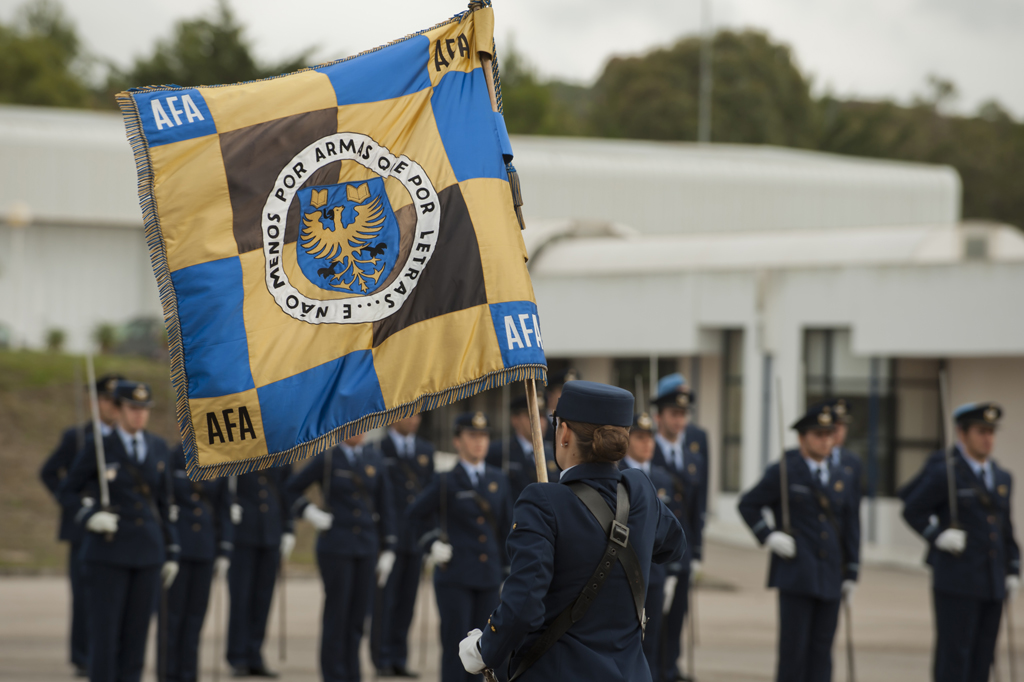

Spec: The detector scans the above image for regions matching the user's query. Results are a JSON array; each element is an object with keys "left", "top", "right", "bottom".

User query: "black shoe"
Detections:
[
  {"left": 377, "top": 666, "right": 396, "bottom": 677},
  {"left": 675, "top": 674, "right": 695, "bottom": 682},
  {"left": 73, "top": 666, "right": 89, "bottom": 678},
  {"left": 230, "top": 666, "right": 250, "bottom": 678},
  {"left": 249, "top": 665, "right": 279, "bottom": 678},
  {"left": 391, "top": 665, "right": 419, "bottom": 678}
]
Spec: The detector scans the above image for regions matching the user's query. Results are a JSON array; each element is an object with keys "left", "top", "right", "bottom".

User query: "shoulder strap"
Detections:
[{"left": 509, "top": 482, "right": 646, "bottom": 682}]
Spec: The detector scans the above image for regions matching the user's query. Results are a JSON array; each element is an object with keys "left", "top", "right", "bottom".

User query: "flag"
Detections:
[{"left": 117, "top": 4, "right": 544, "bottom": 480}]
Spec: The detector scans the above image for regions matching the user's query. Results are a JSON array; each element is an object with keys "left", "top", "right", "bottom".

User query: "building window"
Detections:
[
  {"left": 720, "top": 330, "right": 744, "bottom": 493},
  {"left": 612, "top": 357, "right": 678, "bottom": 409}
]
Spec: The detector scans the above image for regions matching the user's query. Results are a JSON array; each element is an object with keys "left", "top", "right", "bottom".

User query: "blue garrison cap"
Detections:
[
  {"left": 654, "top": 372, "right": 695, "bottom": 409},
  {"left": 453, "top": 411, "right": 490, "bottom": 433},
  {"left": 791, "top": 401, "right": 836, "bottom": 433},
  {"left": 115, "top": 380, "right": 154, "bottom": 407},
  {"left": 554, "top": 381, "right": 634, "bottom": 427},
  {"left": 631, "top": 412, "right": 655, "bottom": 433},
  {"left": 953, "top": 402, "right": 1002, "bottom": 427}
]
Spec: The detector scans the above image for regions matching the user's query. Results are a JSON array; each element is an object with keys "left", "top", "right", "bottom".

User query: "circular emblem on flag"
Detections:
[{"left": 261, "top": 133, "right": 440, "bottom": 324}]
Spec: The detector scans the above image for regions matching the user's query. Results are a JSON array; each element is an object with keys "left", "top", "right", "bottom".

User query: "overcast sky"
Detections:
[{"left": 2, "top": 0, "right": 1021, "bottom": 117}]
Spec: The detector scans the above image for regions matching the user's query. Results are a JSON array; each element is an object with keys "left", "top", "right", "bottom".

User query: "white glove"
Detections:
[
  {"left": 842, "top": 580, "right": 857, "bottom": 602},
  {"left": 303, "top": 505, "right": 334, "bottom": 531},
  {"left": 214, "top": 556, "right": 230, "bottom": 579},
  {"left": 279, "top": 532, "right": 296, "bottom": 560},
  {"left": 458, "top": 628, "right": 486, "bottom": 674},
  {"left": 430, "top": 540, "right": 454, "bottom": 565},
  {"left": 766, "top": 531, "right": 797, "bottom": 559},
  {"left": 86, "top": 510, "right": 119, "bottom": 535},
  {"left": 663, "top": 575, "right": 679, "bottom": 614},
  {"left": 935, "top": 528, "right": 966, "bottom": 555},
  {"left": 161, "top": 561, "right": 179, "bottom": 589},
  {"left": 1007, "top": 575, "right": 1021, "bottom": 601},
  {"left": 230, "top": 503, "right": 243, "bottom": 525},
  {"left": 376, "top": 550, "right": 396, "bottom": 588},
  {"left": 690, "top": 559, "right": 703, "bottom": 584}
]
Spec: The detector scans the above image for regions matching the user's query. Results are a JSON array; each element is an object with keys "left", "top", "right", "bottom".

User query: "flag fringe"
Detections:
[{"left": 183, "top": 364, "right": 547, "bottom": 481}]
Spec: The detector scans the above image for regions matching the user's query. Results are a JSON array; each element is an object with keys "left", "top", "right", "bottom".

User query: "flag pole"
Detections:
[{"left": 84, "top": 355, "right": 113, "bottom": 539}]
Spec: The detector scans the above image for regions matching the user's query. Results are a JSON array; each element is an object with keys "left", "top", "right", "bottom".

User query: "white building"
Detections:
[{"left": 3, "top": 105, "right": 1023, "bottom": 561}]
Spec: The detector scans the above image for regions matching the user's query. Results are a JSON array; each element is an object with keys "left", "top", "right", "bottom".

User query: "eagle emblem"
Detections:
[{"left": 297, "top": 179, "right": 399, "bottom": 294}]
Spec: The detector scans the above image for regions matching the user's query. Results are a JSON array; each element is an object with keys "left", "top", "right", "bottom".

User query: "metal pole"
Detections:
[
  {"left": 212, "top": 569, "right": 223, "bottom": 682},
  {"left": 160, "top": 587, "right": 169, "bottom": 682},
  {"left": 760, "top": 354, "right": 772, "bottom": 471},
  {"left": 635, "top": 374, "right": 646, "bottom": 414},
  {"left": 938, "top": 367, "right": 959, "bottom": 530},
  {"left": 843, "top": 598, "right": 856, "bottom": 682},
  {"left": 867, "top": 358, "right": 881, "bottom": 544},
  {"left": 775, "top": 376, "right": 791, "bottom": 535},
  {"left": 417, "top": 570, "right": 429, "bottom": 671},
  {"left": 84, "top": 354, "right": 111, "bottom": 511},
  {"left": 73, "top": 361, "right": 85, "bottom": 452},
  {"left": 525, "top": 380, "right": 547, "bottom": 483},
  {"left": 649, "top": 355, "right": 659, "bottom": 402}
]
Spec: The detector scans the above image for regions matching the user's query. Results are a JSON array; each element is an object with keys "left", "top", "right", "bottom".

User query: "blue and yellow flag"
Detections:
[{"left": 117, "top": 5, "right": 544, "bottom": 479}]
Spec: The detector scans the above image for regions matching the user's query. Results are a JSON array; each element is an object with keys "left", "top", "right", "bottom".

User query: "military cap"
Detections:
[
  {"left": 554, "top": 381, "right": 634, "bottom": 428},
  {"left": 631, "top": 412, "right": 655, "bottom": 433},
  {"left": 511, "top": 393, "right": 546, "bottom": 414},
  {"left": 953, "top": 402, "right": 1002, "bottom": 428},
  {"left": 653, "top": 373, "right": 695, "bottom": 410},
  {"left": 115, "top": 380, "right": 154, "bottom": 408},
  {"left": 454, "top": 411, "right": 490, "bottom": 434},
  {"left": 95, "top": 373, "right": 126, "bottom": 398},
  {"left": 547, "top": 367, "right": 579, "bottom": 388},
  {"left": 792, "top": 402, "right": 837, "bottom": 433}
]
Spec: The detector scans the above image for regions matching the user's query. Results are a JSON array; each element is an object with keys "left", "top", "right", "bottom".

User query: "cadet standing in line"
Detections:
[
  {"left": 40, "top": 373, "right": 123, "bottom": 677},
  {"left": 902, "top": 403, "right": 1020, "bottom": 682},
  {"left": 286, "top": 433, "right": 396, "bottom": 682},
  {"left": 406, "top": 412, "right": 512, "bottom": 682},
  {"left": 374, "top": 414, "right": 435, "bottom": 678},
  {"left": 486, "top": 393, "right": 556, "bottom": 501},
  {"left": 620, "top": 411, "right": 680, "bottom": 682},
  {"left": 650, "top": 374, "right": 707, "bottom": 682},
  {"left": 737, "top": 402, "right": 859, "bottom": 682},
  {"left": 226, "top": 463, "right": 294, "bottom": 678},
  {"left": 160, "top": 444, "right": 234, "bottom": 682},
  {"left": 59, "top": 381, "right": 180, "bottom": 682},
  {"left": 458, "top": 381, "right": 685, "bottom": 682}
]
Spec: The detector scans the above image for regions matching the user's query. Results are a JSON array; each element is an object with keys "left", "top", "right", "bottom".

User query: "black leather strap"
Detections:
[{"left": 509, "top": 482, "right": 645, "bottom": 681}]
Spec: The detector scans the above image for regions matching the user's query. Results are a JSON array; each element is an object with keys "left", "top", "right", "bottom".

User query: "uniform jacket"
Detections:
[
  {"left": 406, "top": 462, "right": 512, "bottom": 590},
  {"left": 834, "top": 446, "right": 863, "bottom": 564},
  {"left": 232, "top": 465, "right": 293, "bottom": 548},
  {"left": 380, "top": 434, "right": 435, "bottom": 553},
  {"left": 59, "top": 431, "right": 179, "bottom": 568},
  {"left": 486, "top": 436, "right": 558, "bottom": 503},
  {"left": 652, "top": 423, "right": 710, "bottom": 494},
  {"left": 902, "top": 448, "right": 1020, "bottom": 601},
  {"left": 286, "top": 445, "right": 396, "bottom": 558},
  {"left": 170, "top": 445, "right": 233, "bottom": 562},
  {"left": 40, "top": 422, "right": 96, "bottom": 542},
  {"left": 652, "top": 438, "right": 706, "bottom": 565},
  {"left": 618, "top": 460, "right": 677, "bottom": 585},
  {"left": 738, "top": 449, "right": 859, "bottom": 600},
  {"left": 480, "top": 463, "right": 685, "bottom": 682}
]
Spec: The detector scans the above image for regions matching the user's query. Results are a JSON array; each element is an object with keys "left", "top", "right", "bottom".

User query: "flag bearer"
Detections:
[
  {"left": 902, "top": 402, "right": 1020, "bottom": 682},
  {"left": 374, "top": 414, "right": 435, "bottom": 677},
  {"left": 651, "top": 374, "right": 707, "bottom": 682},
  {"left": 286, "top": 433, "right": 397, "bottom": 682},
  {"left": 737, "top": 402, "right": 859, "bottom": 682},
  {"left": 59, "top": 381, "right": 179, "bottom": 682},
  {"left": 40, "top": 373, "right": 123, "bottom": 676},
  {"left": 160, "top": 444, "right": 234, "bottom": 682},
  {"left": 407, "top": 412, "right": 513, "bottom": 682},
  {"left": 487, "top": 393, "right": 556, "bottom": 501},
  {"left": 226, "top": 464, "right": 294, "bottom": 677}
]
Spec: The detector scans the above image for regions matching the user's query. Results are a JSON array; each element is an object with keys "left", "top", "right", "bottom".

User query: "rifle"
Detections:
[
  {"left": 84, "top": 354, "right": 112, "bottom": 542},
  {"left": 775, "top": 377, "right": 791, "bottom": 535},
  {"left": 938, "top": 367, "right": 959, "bottom": 531}
]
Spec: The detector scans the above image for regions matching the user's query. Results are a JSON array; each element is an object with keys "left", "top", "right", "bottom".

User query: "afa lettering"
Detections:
[
  {"left": 151, "top": 94, "right": 206, "bottom": 131},
  {"left": 433, "top": 33, "right": 471, "bottom": 71},
  {"left": 207, "top": 406, "right": 257, "bottom": 445},
  {"left": 503, "top": 313, "right": 544, "bottom": 350}
]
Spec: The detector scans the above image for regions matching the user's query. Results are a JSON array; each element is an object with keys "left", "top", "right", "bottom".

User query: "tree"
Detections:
[{"left": 0, "top": 0, "right": 93, "bottom": 107}]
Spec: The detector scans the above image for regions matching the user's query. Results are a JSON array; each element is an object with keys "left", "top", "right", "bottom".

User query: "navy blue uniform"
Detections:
[
  {"left": 479, "top": 463, "right": 685, "bottom": 681},
  {"left": 227, "top": 465, "right": 293, "bottom": 672},
  {"left": 286, "top": 445, "right": 396, "bottom": 682},
  {"left": 40, "top": 422, "right": 100, "bottom": 670},
  {"left": 59, "top": 430, "right": 179, "bottom": 682},
  {"left": 373, "top": 432, "right": 435, "bottom": 672},
  {"left": 486, "top": 436, "right": 558, "bottom": 502},
  {"left": 652, "top": 432, "right": 707, "bottom": 681},
  {"left": 159, "top": 445, "right": 233, "bottom": 682},
  {"left": 407, "top": 463, "right": 512, "bottom": 682},
  {"left": 738, "top": 450, "right": 859, "bottom": 682},
  {"left": 902, "top": 448, "right": 1020, "bottom": 682}
]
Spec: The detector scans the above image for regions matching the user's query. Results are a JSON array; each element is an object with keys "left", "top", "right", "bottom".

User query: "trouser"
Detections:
[
  {"left": 69, "top": 540, "right": 89, "bottom": 669},
  {"left": 84, "top": 562, "right": 161, "bottom": 682},
  {"left": 933, "top": 591, "right": 1003, "bottom": 682},
  {"left": 644, "top": 581, "right": 665, "bottom": 682},
  {"left": 663, "top": 571, "right": 691, "bottom": 680},
  {"left": 435, "top": 582, "right": 500, "bottom": 682},
  {"left": 227, "top": 545, "right": 279, "bottom": 670},
  {"left": 776, "top": 591, "right": 841, "bottom": 682},
  {"left": 373, "top": 550, "right": 423, "bottom": 670},
  {"left": 159, "top": 559, "right": 215, "bottom": 682},
  {"left": 318, "top": 552, "right": 375, "bottom": 682}
]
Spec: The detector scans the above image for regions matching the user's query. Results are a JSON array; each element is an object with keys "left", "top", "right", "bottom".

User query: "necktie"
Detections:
[
  {"left": 978, "top": 466, "right": 990, "bottom": 491},
  {"left": 820, "top": 466, "right": 828, "bottom": 487},
  {"left": 130, "top": 436, "right": 139, "bottom": 463},
  {"left": 675, "top": 447, "right": 683, "bottom": 473}
]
